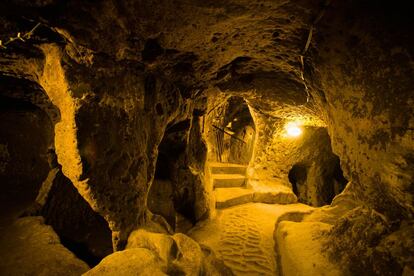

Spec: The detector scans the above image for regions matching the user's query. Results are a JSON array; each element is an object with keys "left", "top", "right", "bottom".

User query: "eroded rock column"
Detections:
[{"left": 38, "top": 43, "right": 202, "bottom": 249}]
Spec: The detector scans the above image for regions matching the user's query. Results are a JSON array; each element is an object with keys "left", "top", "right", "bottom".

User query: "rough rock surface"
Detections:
[
  {"left": 170, "top": 233, "right": 204, "bottom": 275},
  {"left": 309, "top": 0, "right": 414, "bottom": 221},
  {"left": 0, "top": 216, "right": 89, "bottom": 276},
  {"left": 251, "top": 119, "right": 347, "bottom": 206},
  {"left": 40, "top": 168, "right": 113, "bottom": 265},
  {"left": 275, "top": 221, "right": 341, "bottom": 276},
  {"left": 125, "top": 228, "right": 231, "bottom": 275},
  {"left": 0, "top": 40, "right": 209, "bottom": 248},
  {"left": 322, "top": 207, "right": 412, "bottom": 276},
  {"left": 83, "top": 248, "right": 167, "bottom": 276},
  {"left": 306, "top": 1, "right": 414, "bottom": 272},
  {"left": 126, "top": 229, "right": 176, "bottom": 264},
  {"left": 0, "top": 0, "right": 413, "bottom": 274}
]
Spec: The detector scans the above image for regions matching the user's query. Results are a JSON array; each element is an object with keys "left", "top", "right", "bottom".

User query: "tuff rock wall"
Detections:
[
  {"left": 306, "top": 1, "right": 414, "bottom": 273},
  {"left": 0, "top": 0, "right": 413, "bottom": 273},
  {"left": 251, "top": 114, "right": 346, "bottom": 206},
  {"left": 0, "top": 41, "right": 207, "bottom": 249}
]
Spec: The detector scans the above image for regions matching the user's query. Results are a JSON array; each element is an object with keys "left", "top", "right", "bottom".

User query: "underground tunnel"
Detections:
[{"left": 0, "top": 0, "right": 414, "bottom": 275}]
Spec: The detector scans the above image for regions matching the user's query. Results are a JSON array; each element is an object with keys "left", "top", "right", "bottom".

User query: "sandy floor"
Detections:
[
  {"left": 0, "top": 185, "right": 89, "bottom": 275},
  {"left": 0, "top": 216, "right": 89, "bottom": 275},
  {"left": 189, "top": 203, "right": 313, "bottom": 275}
]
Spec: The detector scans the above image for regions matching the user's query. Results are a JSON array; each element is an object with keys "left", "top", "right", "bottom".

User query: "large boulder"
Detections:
[
  {"left": 126, "top": 228, "right": 232, "bottom": 275},
  {"left": 170, "top": 233, "right": 204, "bottom": 275},
  {"left": 0, "top": 216, "right": 89, "bottom": 276},
  {"left": 275, "top": 221, "right": 342, "bottom": 276},
  {"left": 322, "top": 207, "right": 409, "bottom": 275},
  {"left": 126, "top": 229, "right": 177, "bottom": 263},
  {"left": 83, "top": 248, "right": 167, "bottom": 276}
]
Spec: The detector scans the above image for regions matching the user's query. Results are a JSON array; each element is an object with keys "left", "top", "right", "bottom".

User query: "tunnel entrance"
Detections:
[
  {"left": 148, "top": 119, "right": 196, "bottom": 231},
  {"left": 0, "top": 77, "right": 112, "bottom": 267},
  {"left": 209, "top": 96, "right": 255, "bottom": 165},
  {"left": 329, "top": 157, "right": 349, "bottom": 202},
  {"left": 287, "top": 132, "right": 348, "bottom": 208},
  {"left": 288, "top": 164, "right": 308, "bottom": 199},
  {"left": 0, "top": 95, "right": 54, "bottom": 221},
  {"left": 148, "top": 149, "right": 177, "bottom": 229},
  {"left": 40, "top": 172, "right": 113, "bottom": 267}
]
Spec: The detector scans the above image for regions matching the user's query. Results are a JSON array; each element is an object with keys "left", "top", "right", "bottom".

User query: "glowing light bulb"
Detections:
[{"left": 285, "top": 122, "right": 302, "bottom": 137}]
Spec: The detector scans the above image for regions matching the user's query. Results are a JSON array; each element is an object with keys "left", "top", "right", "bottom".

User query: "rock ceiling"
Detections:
[{"left": 1, "top": 0, "right": 330, "bottom": 122}]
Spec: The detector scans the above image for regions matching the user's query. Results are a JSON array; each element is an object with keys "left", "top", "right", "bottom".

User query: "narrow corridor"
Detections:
[{"left": 189, "top": 203, "right": 313, "bottom": 275}]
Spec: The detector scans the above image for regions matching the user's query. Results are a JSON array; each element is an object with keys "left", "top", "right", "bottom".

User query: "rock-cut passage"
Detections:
[
  {"left": 0, "top": 1, "right": 413, "bottom": 275},
  {"left": 189, "top": 203, "right": 313, "bottom": 275}
]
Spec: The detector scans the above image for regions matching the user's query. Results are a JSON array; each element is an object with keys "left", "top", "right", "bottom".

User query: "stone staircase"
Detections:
[
  {"left": 210, "top": 162, "right": 249, "bottom": 209},
  {"left": 209, "top": 162, "right": 297, "bottom": 209}
]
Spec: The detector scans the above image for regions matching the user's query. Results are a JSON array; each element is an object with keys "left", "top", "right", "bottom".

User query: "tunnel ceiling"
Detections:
[
  {"left": 0, "top": 0, "right": 328, "bottom": 122},
  {"left": 1, "top": 1, "right": 414, "bottom": 271}
]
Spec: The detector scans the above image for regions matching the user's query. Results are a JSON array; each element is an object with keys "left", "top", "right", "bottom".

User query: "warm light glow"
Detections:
[{"left": 285, "top": 122, "right": 302, "bottom": 137}]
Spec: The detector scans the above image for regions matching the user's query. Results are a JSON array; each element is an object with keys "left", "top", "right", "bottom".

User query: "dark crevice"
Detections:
[
  {"left": 288, "top": 155, "right": 348, "bottom": 206},
  {"left": 144, "top": 74, "right": 157, "bottom": 112},
  {"left": 288, "top": 164, "right": 308, "bottom": 199},
  {"left": 154, "top": 152, "right": 171, "bottom": 180},
  {"left": 0, "top": 95, "right": 39, "bottom": 111},
  {"left": 142, "top": 39, "right": 164, "bottom": 62},
  {"left": 166, "top": 119, "right": 191, "bottom": 133},
  {"left": 331, "top": 157, "right": 348, "bottom": 198},
  {"left": 155, "top": 103, "right": 164, "bottom": 116},
  {"left": 41, "top": 171, "right": 113, "bottom": 267},
  {"left": 59, "top": 237, "right": 101, "bottom": 267}
]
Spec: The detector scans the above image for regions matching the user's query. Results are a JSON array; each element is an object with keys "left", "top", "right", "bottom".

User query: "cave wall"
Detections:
[
  {"left": 0, "top": 22, "right": 214, "bottom": 248},
  {"left": 0, "top": 0, "right": 327, "bottom": 243},
  {"left": 0, "top": 41, "right": 199, "bottom": 248},
  {"left": 63, "top": 51, "right": 194, "bottom": 248},
  {"left": 310, "top": 0, "right": 414, "bottom": 223},
  {"left": 251, "top": 111, "right": 345, "bottom": 206},
  {"left": 306, "top": 0, "right": 414, "bottom": 273},
  {"left": 1, "top": 0, "right": 413, "bottom": 271}
]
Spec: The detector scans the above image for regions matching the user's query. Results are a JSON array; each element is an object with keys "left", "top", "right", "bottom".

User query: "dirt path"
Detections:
[{"left": 189, "top": 203, "right": 313, "bottom": 275}]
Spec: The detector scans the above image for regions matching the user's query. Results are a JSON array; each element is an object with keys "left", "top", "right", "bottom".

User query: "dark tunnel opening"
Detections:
[
  {"left": 0, "top": 80, "right": 113, "bottom": 268},
  {"left": 40, "top": 170, "right": 113, "bottom": 267},
  {"left": 288, "top": 155, "right": 348, "bottom": 207},
  {"left": 332, "top": 157, "right": 349, "bottom": 195},
  {"left": 284, "top": 127, "right": 349, "bottom": 207},
  {"left": 209, "top": 96, "right": 256, "bottom": 165},
  {"left": 0, "top": 96, "right": 54, "bottom": 222},
  {"left": 148, "top": 119, "right": 195, "bottom": 231},
  {"left": 154, "top": 152, "right": 171, "bottom": 180},
  {"left": 288, "top": 164, "right": 308, "bottom": 200}
]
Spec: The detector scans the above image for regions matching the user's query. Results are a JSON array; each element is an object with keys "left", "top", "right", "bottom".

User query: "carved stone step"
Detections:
[
  {"left": 213, "top": 174, "right": 246, "bottom": 188},
  {"left": 209, "top": 162, "right": 247, "bottom": 175}
]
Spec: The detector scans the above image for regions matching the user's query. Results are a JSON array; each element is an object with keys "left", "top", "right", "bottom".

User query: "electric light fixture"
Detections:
[{"left": 285, "top": 122, "right": 302, "bottom": 137}]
